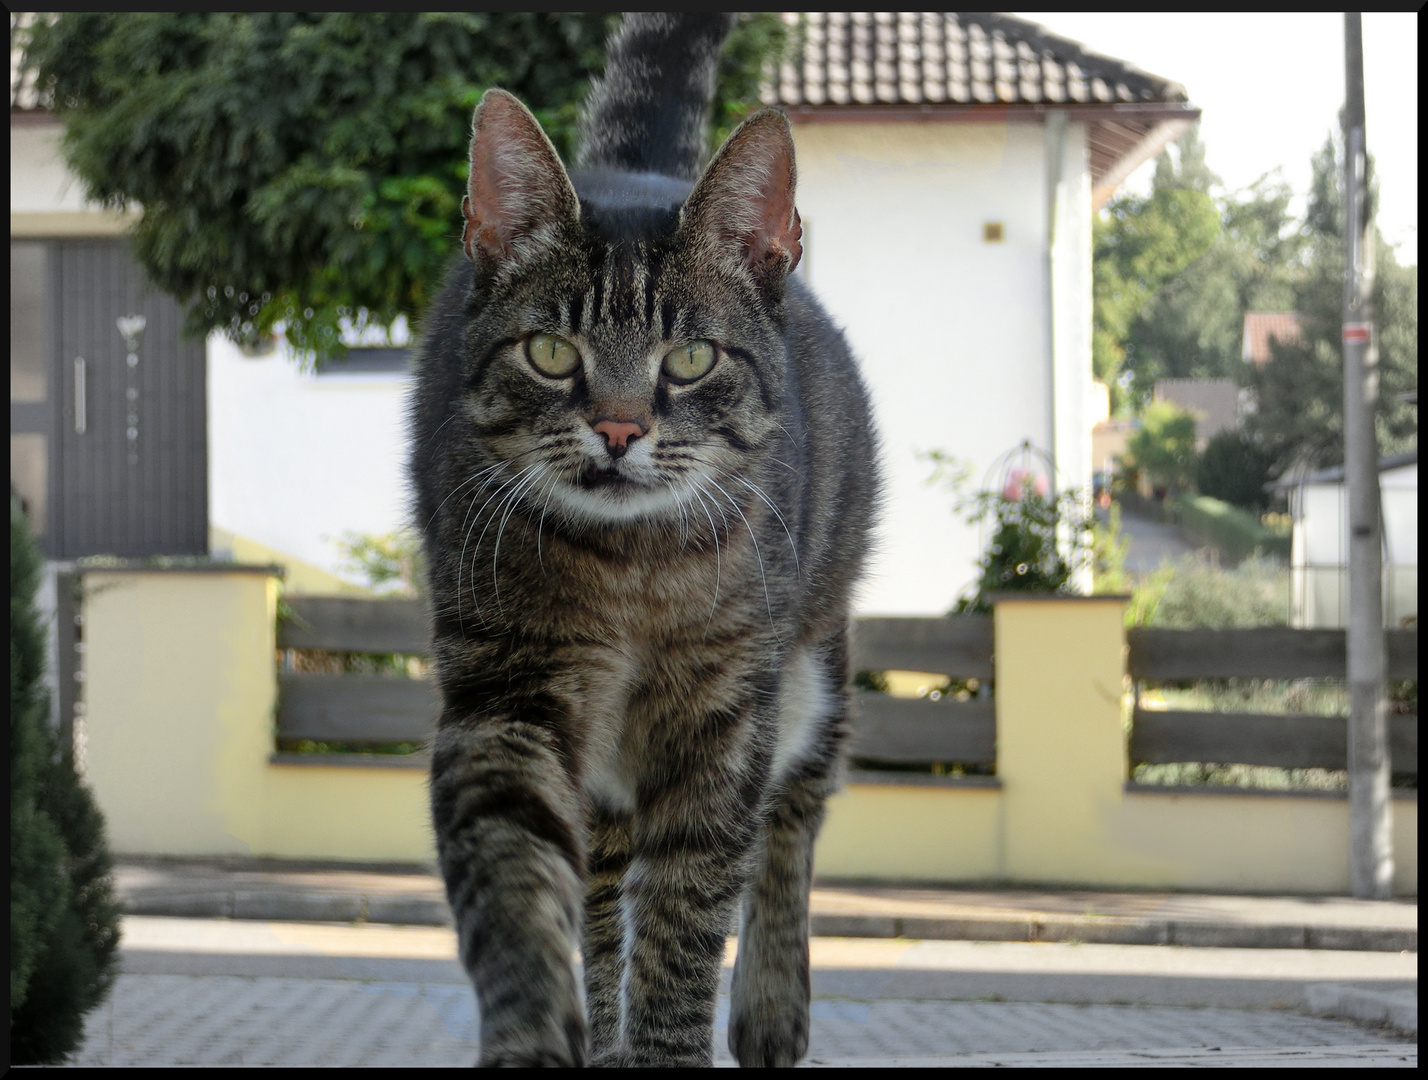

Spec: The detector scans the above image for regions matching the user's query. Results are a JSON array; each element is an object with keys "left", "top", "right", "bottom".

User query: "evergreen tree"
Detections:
[
  {"left": 1194, "top": 429, "right": 1276, "bottom": 512},
  {"left": 1092, "top": 123, "right": 1220, "bottom": 413},
  {"left": 10, "top": 503, "right": 68, "bottom": 1028},
  {"left": 9, "top": 497, "right": 122, "bottom": 1065},
  {"left": 1245, "top": 132, "right": 1418, "bottom": 470},
  {"left": 1125, "top": 172, "right": 1304, "bottom": 401},
  {"left": 17, "top": 13, "right": 789, "bottom": 359}
]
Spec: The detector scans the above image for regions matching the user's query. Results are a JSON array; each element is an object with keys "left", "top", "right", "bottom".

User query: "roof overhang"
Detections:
[{"left": 784, "top": 101, "right": 1201, "bottom": 208}]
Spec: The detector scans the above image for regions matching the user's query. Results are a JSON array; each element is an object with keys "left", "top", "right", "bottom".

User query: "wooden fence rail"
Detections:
[
  {"left": 275, "top": 600, "right": 1417, "bottom": 777},
  {"left": 1127, "top": 627, "right": 1418, "bottom": 774},
  {"left": 1126, "top": 627, "right": 1418, "bottom": 681},
  {"left": 1129, "top": 710, "right": 1418, "bottom": 773}
]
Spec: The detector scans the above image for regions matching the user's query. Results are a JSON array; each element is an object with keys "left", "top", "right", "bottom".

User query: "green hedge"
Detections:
[
  {"left": 10, "top": 497, "right": 122, "bottom": 1064},
  {"left": 1174, "top": 494, "right": 1291, "bottom": 563}
]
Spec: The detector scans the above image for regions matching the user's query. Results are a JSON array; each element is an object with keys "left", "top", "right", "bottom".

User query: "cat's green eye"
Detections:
[
  {"left": 526, "top": 333, "right": 581, "bottom": 378},
  {"left": 662, "top": 340, "right": 717, "bottom": 384}
]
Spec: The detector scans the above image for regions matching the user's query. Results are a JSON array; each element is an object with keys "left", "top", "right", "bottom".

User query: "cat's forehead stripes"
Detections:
[{"left": 564, "top": 243, "right": 679, "bottom": 341}]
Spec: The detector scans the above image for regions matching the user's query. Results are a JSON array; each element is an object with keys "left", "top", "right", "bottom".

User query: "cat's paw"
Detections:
[
  {"left": 478, "top": 1010, "right": 588, "bottom": 1068},
  {"left": 728, "top": 1002, "right": 810, "bottom": 1068}
]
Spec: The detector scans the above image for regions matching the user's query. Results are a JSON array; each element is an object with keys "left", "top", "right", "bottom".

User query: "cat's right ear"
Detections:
[
  {"left": 462, "top": 89, "right": 579, "bottom": 266},
  {"left": 680, "top": 109, "right": 802, "bottom": 293}
]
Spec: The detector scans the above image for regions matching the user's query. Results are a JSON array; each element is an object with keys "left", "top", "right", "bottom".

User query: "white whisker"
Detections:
[
  {"left": 460, "top": 465, "right": 536, "bottom": 629},
  {"left": 689, "top": 483, "right": 722, "bottom": 639},
  {"left": 705, "top": 476, "right": 781, "bottom": 643},
  {"left": 536, "top": 471, "right": 559, "bottom": 573},
  {"left": 491, "top": 467, "right": 546, "bottom": 611},
  {"left": 727, "top": 472, "right": 800, "bottom": 575}
]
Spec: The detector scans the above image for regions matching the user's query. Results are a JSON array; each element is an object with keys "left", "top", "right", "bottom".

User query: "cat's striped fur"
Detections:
[{"left": 409, "top": 13, "right": 879, "bottom": 1067}]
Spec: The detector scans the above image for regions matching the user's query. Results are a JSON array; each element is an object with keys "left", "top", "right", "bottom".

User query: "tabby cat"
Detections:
[{"left": 409, "top": 13, "right": 879, "bottom": 1067}]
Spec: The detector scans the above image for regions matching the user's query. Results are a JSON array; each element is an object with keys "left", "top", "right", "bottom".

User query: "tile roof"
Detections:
[
  {"left": 762, "top": 12, "right": 1187, "bottom": 111},
  {"left": 1241, "top": 312, "right": 1305, "bottom": 366},
  {"left": 762, "top": 14, "right": 1198, "bottom": 197}
]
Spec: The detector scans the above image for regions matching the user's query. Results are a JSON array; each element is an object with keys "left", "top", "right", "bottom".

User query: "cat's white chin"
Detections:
[{"left": 545, "top": 478, "right": 693, "bottom": 525}]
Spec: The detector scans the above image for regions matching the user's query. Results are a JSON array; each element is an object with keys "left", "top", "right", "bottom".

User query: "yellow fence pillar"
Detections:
[
  {"left": 81, "top": 567, "right": 280, "bottom": 857},
  {"left": 994, "top": 596, "right": 1132, "bottom": 884}
]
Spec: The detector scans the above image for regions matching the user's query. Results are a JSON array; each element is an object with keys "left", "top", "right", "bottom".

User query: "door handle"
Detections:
[{"left": 75, "top": 357, "right": 87, "bottom": 435}]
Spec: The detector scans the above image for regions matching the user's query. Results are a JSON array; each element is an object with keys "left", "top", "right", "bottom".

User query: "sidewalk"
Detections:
[
  {"left": 73, "top": 916, "right": 1417, "bottom": 1065},
  {"left": 115, "top": 857, "right": 1418, "bottom": 953},
  {"left": 1100, "top": 503, "right": 1200, "bottom": 572}
]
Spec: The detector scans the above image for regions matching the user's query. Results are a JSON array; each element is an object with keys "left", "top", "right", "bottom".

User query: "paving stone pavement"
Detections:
[
  {"left": 65, "top": 918, "right": 1417, "bottom": 1068},
  {"left": 70, "top": 975, "right": 1417, "bottom": 1067}
]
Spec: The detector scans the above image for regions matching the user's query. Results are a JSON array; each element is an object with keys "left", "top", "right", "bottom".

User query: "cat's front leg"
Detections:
[
  {"left": 429, "top": 719, "right": 588, "bottom": 1067},
  {"left": 729, "top": 636, "right": 846, "bottom": 1067},
  {"left": 727, "top": 763, "right": 835, "bottom": 1067},
  {"left": 617, "top": 764, "right": 764, "bottom": 1066},
  {"left": 583, "top": 805, "right": 632, "bottom": 1063}
]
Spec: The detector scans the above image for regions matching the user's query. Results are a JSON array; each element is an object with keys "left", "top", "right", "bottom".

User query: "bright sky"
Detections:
[{"left": 1017, "top": 12, "right": 1418, "bottom": 266}]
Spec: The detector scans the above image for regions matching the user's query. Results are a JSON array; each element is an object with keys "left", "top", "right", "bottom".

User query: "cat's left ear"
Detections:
[
  {"left": 463, "top": 89, "right": 579, "bottom": 266},
  {"left": 681, "top": 110, "right": 802, "bottom": 289}
]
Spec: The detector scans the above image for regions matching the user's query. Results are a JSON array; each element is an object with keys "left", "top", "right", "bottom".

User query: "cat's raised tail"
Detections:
[{"left": 575, "top": 13, "right": 737, "bottom": 182}]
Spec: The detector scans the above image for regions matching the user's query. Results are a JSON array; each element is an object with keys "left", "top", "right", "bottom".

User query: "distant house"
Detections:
[
  {"left": 1242, "top": 311, "right": 1303, "bottom": 366},
  {"left": 11, "top": 12, "right": 1199, "bottom": 614},
  {"left": 1276, "top": 452, "right": 1417, "bottom": 629},
  {"left": 1153, "top": 378, "right": 1240, "bottom": 450}
]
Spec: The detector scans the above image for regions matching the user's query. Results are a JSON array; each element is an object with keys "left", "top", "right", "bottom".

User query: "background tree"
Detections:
[
  {"left": 10, "top": 498, "right": 122, "bottom": 1064},
  {"left": 1194, "top": 429, "right": 1276, "bottom": 512},
  {"left": 1092, "top": 123, "right": 1221, "bottom": 413},
  {"left": 1245, "top": 132, "right": 1418, "bottom": 470},
  {"left": 1120, "top": 400, "right": 1198, "bottom": 498},
  {"left": 18, "top": 13, "right": 790, "bottom": 360},
  {"left": 1124, "top": 172, "right": 1305, "bottom": 402}
]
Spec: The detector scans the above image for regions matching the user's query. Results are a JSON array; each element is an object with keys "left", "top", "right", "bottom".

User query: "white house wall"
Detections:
[
  {"left": 10, "top": 124, "right": 87, "bottom": 214},
  {"left": 1047, "top": 118, "right": 1094, "bottom": 529},
  {"left": 1290, "top": 468, "right": 1417, "bottom": 628},
  {"left": 207, "top": 337, "right": 413, "bottom": 578},
  {"left": 1381, "top": 463, "right": 1417, "bottom": 567},
  {"left": 11, "top": 121, "right": 137, "bottom": 236},
  {"left": 790, "top": 120, "right": 1089, "bottom": 614}
]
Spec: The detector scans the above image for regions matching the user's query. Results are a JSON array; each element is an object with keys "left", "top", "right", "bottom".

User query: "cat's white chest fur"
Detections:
[
  {"left": 582, "top": 645, "right": 640, "bottom": 815},
  {"left": 771, "top": 646, "right": 834, "bottom": 781},
  {"left": 581, "top": 642, "right": 831, "bottom": 812}
]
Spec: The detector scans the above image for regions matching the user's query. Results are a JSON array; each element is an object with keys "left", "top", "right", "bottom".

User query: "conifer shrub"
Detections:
[
  {"left": 1194, "top": 429, "right": 1276, "bottom": 513},
  {"left": 9, "top": 496, "right": 122, "bottom": 1064}
]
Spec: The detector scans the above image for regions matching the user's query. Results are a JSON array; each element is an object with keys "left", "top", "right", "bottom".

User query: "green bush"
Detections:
[
  {"left": 951, "top": 473, "right": 1086, "bottom": 613},
  {"left": 1175, "top": 494, "right": 1290, "bottom": 563},
  {"left": 1194, "top": 429, "right": 1275, "bottom": 512},
  {"left": 10, "top": 497, "right": 122, "bottom": 1064},
  {"left": 1121, "top": 400, "right": 1197, "bottom": 497},
  {"left": 1132, "top": 552, "right": 1289, "bottom": 629},
  {"left": 1090, "top": 502, "right": 1133, "bottom": 595}
]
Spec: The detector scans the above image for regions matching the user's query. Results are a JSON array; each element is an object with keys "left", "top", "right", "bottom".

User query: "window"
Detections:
[{"left": 314, "top": 348, "right": 412, "bottom": 375}]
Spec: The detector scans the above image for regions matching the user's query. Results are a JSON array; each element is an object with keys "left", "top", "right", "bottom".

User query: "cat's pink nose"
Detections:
[{"left": 592, "top": 419, "right": 644, "bottom": 456}]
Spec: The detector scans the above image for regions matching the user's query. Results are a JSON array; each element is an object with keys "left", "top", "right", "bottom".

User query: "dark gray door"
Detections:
[{"left": 51, "top": 239, "right": 207, "bottom": 558}]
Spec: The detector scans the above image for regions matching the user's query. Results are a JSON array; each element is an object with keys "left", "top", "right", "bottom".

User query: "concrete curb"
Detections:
[
  {"left": 809, "top": 912, "right": 1417, "bottom": 952},
  {"left": 121, "top": 893, "right": 1416, "bottom": 952},
  {"left": 124, "top": 892, "right": 452, "bottom": 927},
  {"left": 1306, "top": 983, "right": 1418, "bottom": 1037}
]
